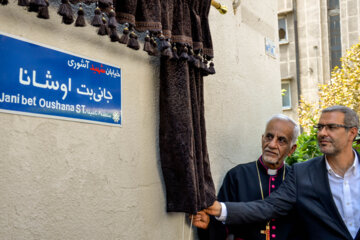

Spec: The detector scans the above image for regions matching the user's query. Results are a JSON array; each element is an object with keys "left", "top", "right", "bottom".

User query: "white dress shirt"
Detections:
[
  {"left": 215, "top": 202, "right": 227, "bottom": 222},
  {"left": 326, "top": 151, "right": 360, "bottom": 238}
]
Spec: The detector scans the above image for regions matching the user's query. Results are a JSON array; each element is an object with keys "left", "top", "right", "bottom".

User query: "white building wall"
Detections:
[{"left": 0, "top": 0, "right": 282, "bottom": 239}]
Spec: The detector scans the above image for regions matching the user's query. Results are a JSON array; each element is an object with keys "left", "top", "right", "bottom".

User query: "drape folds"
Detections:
[
  {"left": 160, "top": 59, "right": 216, "bottom": 213},
  {"left": 114, "top": 0, "right": 213, "bottom": 57},
  {"left": 115, "top": 0, "right": 216, "bottom": 213}
]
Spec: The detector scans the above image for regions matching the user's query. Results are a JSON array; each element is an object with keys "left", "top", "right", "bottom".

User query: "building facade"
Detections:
[
  {"left": 0, "top": 0, "right": 283, "bottom": 239},
  {"left": 278, "top": 0, "right": 360, "bottom": 120}
]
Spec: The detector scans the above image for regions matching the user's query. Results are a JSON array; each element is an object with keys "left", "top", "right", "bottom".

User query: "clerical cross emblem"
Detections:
[{"left": 260, "top": 223, "right": 270, "bottom": 240}]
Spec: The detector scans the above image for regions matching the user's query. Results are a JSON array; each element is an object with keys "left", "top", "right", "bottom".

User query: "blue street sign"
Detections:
[{"left": 0, "top": 32, "right": 122, "bottom": 126}]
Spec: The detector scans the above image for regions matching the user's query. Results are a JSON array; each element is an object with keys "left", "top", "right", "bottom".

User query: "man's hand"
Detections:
[
  {"left": 190, "top": 201, "right": 223, "bottom": 229},
  {"left": 190, "top": 211, "right": 210, "bottom": 229},
  {"left": 203, "top": 200, "right": 222, "bottom": 217}
]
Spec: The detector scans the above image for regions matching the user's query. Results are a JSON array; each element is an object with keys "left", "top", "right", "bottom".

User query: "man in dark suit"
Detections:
[{"left": 194, "top": 105, "right": 360, "bottom": 240}]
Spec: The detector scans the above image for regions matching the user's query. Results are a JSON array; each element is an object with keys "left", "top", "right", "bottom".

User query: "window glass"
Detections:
[
  {"left": 278, "top": 18, "right": 288, "bottom": 43},
  {"left": 281, "top": 82, "right": 291, "bottom": 109},
  {"left": 328, "top": 1, "right": 341, "bottom": 70},
  {"left": 329, "top": 0, "right": 339, "bottom": 10}
]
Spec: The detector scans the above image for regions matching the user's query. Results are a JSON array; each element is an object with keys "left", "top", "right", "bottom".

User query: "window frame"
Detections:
[
  {"left": 328, "top": 0, "right": 341, "bottom": 71},
  {"left": 278, "top": 16, "right": 289, "bottom": 45},
  {"left": 281, "top": 80, "right": 292, "bottom": 110}
]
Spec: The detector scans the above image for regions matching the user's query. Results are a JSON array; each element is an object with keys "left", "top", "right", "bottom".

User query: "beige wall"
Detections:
[
  {"left": 208, "top": 0, "right": 282, "bottom": 187},
  {"left": 340, "top": 0, "right": 360, "bottom": 51},
  {"left": 295, "top": 0, "right": 329, "bottom": 99},
  {"left": 0, "top": 0, "right": 281, "bottom": 239},
  {"left": 278, "top": 9, "right": 299, "bottom": 120},
  {"left": 279, "top": 0, "right": 329, "bottom": 120}
]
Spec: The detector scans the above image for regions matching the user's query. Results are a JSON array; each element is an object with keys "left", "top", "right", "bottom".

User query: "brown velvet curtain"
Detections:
[
  {"left": 115, "top": 0, "right": 216, "bottom": 214},
  {"left": 160, "top": 59, "right": 216, "bottom": 214}
]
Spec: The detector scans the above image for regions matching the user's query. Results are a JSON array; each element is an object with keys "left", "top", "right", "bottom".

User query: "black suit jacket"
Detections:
[
  {"left": 225, "top": 154, "right": 360, "bottom": 240},
  {"left": 198, "top": 160, "right": 299, "bottom": 240}
]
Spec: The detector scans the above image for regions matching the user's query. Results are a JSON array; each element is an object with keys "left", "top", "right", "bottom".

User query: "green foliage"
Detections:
[{"left": 286, "top": 127, "right": 321, "bottom": 165}]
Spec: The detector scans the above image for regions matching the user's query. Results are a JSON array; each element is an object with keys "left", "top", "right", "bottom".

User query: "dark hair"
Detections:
[{"left": 322, "top": 105, "right": 359, "bottom": 129}]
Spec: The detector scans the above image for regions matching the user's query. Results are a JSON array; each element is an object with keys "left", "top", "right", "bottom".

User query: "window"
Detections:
[
  {"left": 281, "top": 81, "right": 291, "bottom": 109},
  {"left": 328, "top": 0, "right": 341, "bottom": 70},
  {"left": 328, "top": 0, "right": 339, "bottom": 10},
  {"left": 278, "top": 17, "right": 288, "bottom": 44}
]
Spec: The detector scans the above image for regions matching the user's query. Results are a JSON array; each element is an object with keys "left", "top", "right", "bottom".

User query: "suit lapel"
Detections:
[
  {"left": 354, "top": 153, "right": 360, "bottom": 240},
  {"left": 308, "top": 156, "right": 352, "bottom": 239},
  {"left": 356, "top": 230, "right": 360, "bottom": 240}
]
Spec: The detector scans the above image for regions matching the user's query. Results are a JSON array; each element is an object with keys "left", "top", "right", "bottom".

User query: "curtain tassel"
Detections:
[
  {"left": 159, "top": 33, "right": 173, "bottom": 59},
  {"left": 143, "top": 31, "right": 154, "bottom": 55},
  {"left": 107, "top": 6, "right": 117, "bottom": 28},
  {"left": 28, "top": 0, "right": 46, "bottom": 13},
  {"left": 75, "top": 3, "right": 86, "bottom": 26},
  {"left": 127, "top": 27, "right": 140, "bottom": 50},
  {"left": 91, "top": 6, "right": 102, "bottom": 27},
  {"left": 58, "top": 0, "right": 73, "bottom": 24},
  {"left": 201, "top": 57, "right": 209, "bottom": 76},
  {"left": 119, "top": 23, "right": 129, "bottom": 44},
  {"left": 150, "top": 34, "right": 158, "bottom": 56},
  {"left": 207, "top": 61, "right": 216, "bottom": 75},
  {"left": 188, "top": 47, "right": 196, "bottom": 66},
  {"left": 108, "top": 7, "right": 119, "bottom": 42},
  {"left": 179, "top": 44, "right": 189, "bottom": 61},
  {"left": 28, "top": 0, "right": 40, "bottom": 12},
  {"left": 109, "top": 27, "right": 119, "bottom": 42},
  {"left": 171, "top": 43, "right": 179, "bottom": 61},
  {"left": 37, "top": 0, "right": 49, "bottom": 19},
  {"left": 98, "top": 13, "right": 109, "bottom": 35},
  {"left": 194, "top": 52, "right": 202, "bottom": 69}
]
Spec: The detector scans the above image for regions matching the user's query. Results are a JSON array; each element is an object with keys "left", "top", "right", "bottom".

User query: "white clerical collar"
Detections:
[
  {"left": 259, "top": 156, "right": 284, "bottom": 176},
  {"left": 267, "top": 168, "right": 278, "bottom": 176}
]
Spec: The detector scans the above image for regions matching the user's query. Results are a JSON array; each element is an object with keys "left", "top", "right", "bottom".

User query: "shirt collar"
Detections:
[
  {"left": 353, "top": 150, "right": 359, "bottom": 174},
  {"left": 258, "top": 156, "right": 285, "bottom": 176},
  {"left": 325, "top": 150, "right": 358, "bottom": 177}
]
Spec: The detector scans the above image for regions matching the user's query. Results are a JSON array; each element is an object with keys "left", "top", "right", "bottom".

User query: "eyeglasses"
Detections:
[{"left": 313, "top": 124, "right": 353, "bottom": 131}]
